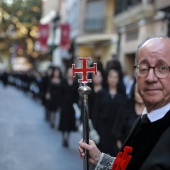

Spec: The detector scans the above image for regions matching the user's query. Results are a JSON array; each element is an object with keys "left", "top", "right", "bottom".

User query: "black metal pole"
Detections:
[{"left": 78, "top": 83, "right": 91, "bottom": 170}]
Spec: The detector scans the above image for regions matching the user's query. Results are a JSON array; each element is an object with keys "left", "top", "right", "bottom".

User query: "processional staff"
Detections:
[{"left": 72, "top": 57, "right": 97, "bottom": 170}]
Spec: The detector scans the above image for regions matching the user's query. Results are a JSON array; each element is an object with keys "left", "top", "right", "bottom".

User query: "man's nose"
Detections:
[{"left": 146, "top": 68, "right": 157, "bottom": 81}]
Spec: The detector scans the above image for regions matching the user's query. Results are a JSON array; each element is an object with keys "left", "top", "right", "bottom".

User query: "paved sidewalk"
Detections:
[{"left": 0, "top": 84, "right": 83, "bottom": 170}]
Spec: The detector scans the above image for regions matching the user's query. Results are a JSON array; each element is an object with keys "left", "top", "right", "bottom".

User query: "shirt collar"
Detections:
[{"left": 142, "top": 103, "right": 170, "bottom": 122}]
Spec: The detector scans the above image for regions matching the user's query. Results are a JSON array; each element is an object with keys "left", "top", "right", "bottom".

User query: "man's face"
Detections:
[{"left": 137, "top": 38, "right": 170, "bottom": 111}]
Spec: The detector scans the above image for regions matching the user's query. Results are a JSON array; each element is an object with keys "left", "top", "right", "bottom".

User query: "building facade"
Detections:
[
  {"left": 39, "top": 0, "right": 170, "bottom": 74},
  {"left": 39, "top": 0, "right": 81, "bottom": 70},
  {"left": 114, "top": 0, "right": 170, "bottom": 75},
  {"left": 75, "top": 0, "right": 118, "bottom": 68}
]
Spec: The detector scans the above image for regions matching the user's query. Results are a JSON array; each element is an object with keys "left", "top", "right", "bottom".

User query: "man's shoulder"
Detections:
[{"left": 140, "top": 126, "right": 170, "bottom": 170}]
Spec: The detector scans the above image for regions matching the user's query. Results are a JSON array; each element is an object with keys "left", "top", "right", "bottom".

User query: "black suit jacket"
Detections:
[
  {"left": 122, "top": 110, "right": 170, "bottom": 170},
  {"left": 140, "top": 125, "right": 170, "bottom": 170}
]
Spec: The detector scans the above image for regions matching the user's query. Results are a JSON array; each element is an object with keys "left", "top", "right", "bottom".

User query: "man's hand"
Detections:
[{"left": 78, "top": 139, "right": 101, "bottom": 165}]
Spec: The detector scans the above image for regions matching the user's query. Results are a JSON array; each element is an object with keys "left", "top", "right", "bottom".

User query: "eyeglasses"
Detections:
[{"left": 134, "top": 64, "right": 170, "bottom": 79}]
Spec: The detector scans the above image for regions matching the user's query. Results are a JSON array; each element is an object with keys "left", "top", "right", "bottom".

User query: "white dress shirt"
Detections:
[{"left": 142, "top": 103, "right": 170, "bottom": 122}]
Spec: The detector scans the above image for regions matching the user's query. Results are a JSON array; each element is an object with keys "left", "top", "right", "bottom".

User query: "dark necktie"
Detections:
[{"left": 141, "top": 114, "right": 150, "bottom": 123}]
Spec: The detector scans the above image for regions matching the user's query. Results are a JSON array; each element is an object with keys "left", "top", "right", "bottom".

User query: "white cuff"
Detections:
[{"left": 95, "top": 153, "right": 104, "bottom": 170}]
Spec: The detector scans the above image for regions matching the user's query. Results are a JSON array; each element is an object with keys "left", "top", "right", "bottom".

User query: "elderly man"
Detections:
[{"left": 78, "top": 36, "right": 170, "bottom": 170}]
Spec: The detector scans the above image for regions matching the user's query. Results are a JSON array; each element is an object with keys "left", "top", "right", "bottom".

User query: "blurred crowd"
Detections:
[{"left": 0, "top": 59, "right": 144, "bottom": 156}]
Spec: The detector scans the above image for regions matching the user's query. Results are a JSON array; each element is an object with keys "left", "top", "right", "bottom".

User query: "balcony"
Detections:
[
  {"left": 114, "top": 2, "right": 155, "bottom": 28},
  {"left": 84, "top": 17, "right": 105, "bottom": 32}
]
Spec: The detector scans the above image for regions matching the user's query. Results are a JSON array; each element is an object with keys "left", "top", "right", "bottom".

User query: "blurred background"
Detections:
[
  {"left": 0, "top": 0, "right": 170, "bottom": 73},
  {"left": 0, "top": 0, "right": 170, "bottom": 170}
]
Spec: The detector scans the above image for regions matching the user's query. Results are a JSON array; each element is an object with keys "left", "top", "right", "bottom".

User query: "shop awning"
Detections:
[{"left": 75, "top": 34, "right": 117, "bottom": 44}]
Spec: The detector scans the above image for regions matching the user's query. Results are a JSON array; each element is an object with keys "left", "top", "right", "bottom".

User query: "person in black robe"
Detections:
[
  {"left": 1, "top": 70, "right": 8, "bottom": 87},
  {"left": 88, "top": 63, "right": 105, "bottom": 121},
  {"left": 58, "top": 67, "right": 79, "bottom": 147},
  {"left": 34, "top": 71, "right": 44, "bottom": 100},
  {"left": 43, "top": 66, "right": 54, "bottom": 121},
  {"left": 45, "top": 66, "right": 62, "bottom": 128},
  {"left": 93, "top": 68, "right": 128, "bottom": 156},
  {"left": 80, "top": 69, "right": 104, "bottom": 145},
  {"left": 42, "top": 66, "right": 53, "bottom": 102},
  {"left": 112, "top": 81, "right": 145, "bottom": 149}
]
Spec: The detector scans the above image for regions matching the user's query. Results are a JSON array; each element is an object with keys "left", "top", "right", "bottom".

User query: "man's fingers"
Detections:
[
  {"left": 79, "top": 145, "right": 84, "bottom": 153},
  {"left": 79, "top": 141, "right": 91, "bottom": 150},
  {"left": 79, "top": 139, "right": 95, "bottom": 149},
  {"left": 78, "top": 146, "right": 85, "bottom": 159}
]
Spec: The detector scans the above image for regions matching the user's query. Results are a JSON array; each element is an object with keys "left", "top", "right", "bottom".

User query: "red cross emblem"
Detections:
[
  {"left": 72, "top": 57, "right": 97, "bottom": 83},
  {"left": 112, "top": 146, "right": 133, "bottom": 170}
]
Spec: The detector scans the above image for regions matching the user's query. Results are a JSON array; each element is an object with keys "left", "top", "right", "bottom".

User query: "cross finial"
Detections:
[{"left": 72, "top": 57, "right": 97, "bottom": 83}]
